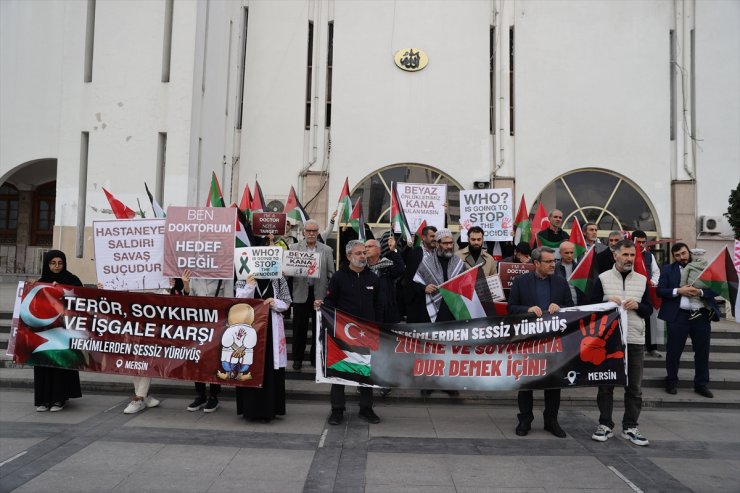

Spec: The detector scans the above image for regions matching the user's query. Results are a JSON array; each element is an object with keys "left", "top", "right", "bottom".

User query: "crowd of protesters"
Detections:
[{"left": 31, "top": 205, "right": 723, "bottom": 448}]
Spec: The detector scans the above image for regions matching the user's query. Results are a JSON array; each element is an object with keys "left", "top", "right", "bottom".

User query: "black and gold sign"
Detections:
[{"left": 394, "top": 48, "right": 428, "bottom": 72}]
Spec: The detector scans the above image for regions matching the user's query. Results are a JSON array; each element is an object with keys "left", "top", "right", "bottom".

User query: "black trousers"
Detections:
[
  {"left": 645, "top": 315, "right": 657, "bottom": 352},
  {"left": 517, "top": 389, "right": 560, "bottom": 424},
  {"left": 330, "top": 384, "right": 373, "bottom": 411},
  {"left": 194, "top": 382, "right": 221, "bottom": 397},
  {"left": 292, "top": 287, "right": 316, "bottom": 364}
]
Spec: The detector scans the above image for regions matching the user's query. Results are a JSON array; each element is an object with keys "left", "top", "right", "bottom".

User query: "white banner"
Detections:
[
  {"left": 396, "top": 182, "right": 447, "bottom": 231},
  {"left": 282, "top": 250, "right": 321, "bottom": 278},
  {"left": 93, "top": 219, "right": 169, "bottom": 290},
  {"left": 459, "top": 188, "right": 513, "bottom": 241},
  {"left": 234, "top": 246, "right": 283, "bottom": 280}
]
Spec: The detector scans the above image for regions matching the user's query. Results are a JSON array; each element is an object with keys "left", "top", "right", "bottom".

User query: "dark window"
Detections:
[
  {"left": 32, "top": 182, "right": 56, "bottom": 247},
  {"left": 0, "top": 184, "right": 19, "bottom": 244},
  {"left": 305, "top": 21, "right": 314, "bottom": 130},
  {"left": 509, "top": 26, "right": 514, "bottom": 136},
  {"left": 325, "top": 21, "right": 334, "bottom": 128}
]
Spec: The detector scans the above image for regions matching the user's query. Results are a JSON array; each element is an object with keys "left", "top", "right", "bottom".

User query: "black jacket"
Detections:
[{"left": 323, "top": 265, "right": 384, "bottom": 322}]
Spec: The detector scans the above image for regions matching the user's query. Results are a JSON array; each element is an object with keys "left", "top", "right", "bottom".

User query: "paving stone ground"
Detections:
[{"left": 0, "top": 389, "right": 738, "bottom": 493}]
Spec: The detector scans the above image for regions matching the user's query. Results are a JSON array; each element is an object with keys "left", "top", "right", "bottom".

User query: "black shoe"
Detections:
[
  {"left": 380, "top": 388, "right": 392, "bottom": 397},
  {"left": 187, "top": 395, "right": 207, "bottom": 411},
  {"left": 666, "top": 382, "right": 677, "bottom": 395},
  {"left": 515, "top": 422, "right": 531, "bottom": 436},
  {"left": 443, "top": 390, "right": 460, "bottom": 397},
  {"left": 358, "top": 407, "right": 380, "bottom": 424},
  {"left": 292, "top": 361, "right": 302, "bottom": 370},
  {"left": 694, "top": 386, "right": 714, "bottom": 398},
  {"left": 420, "top": 389, "right": 433, "bottom": 397},
  {"left": 203, "top": 396, "right": 220, "bottom": 413},
  {"left": 328, "top": 409, "right": 344, "bottom": 425},
  {"left": 544, "top": 421, "right": 567, "bottom": 438}
]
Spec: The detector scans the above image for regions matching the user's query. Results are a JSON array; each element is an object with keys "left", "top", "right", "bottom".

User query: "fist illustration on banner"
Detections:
[{"left": 578, "top": 313, "right": 624, "bottom": 366}]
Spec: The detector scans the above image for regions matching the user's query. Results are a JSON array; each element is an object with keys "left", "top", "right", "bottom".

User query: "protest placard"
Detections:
[
  {"left": 396, "top": 182, "right": 447, "bottom": 231},
  {"left": 252, "top": 212, "right": 287, "bottom": 236},
  {"left": 163, "top": 207, "right": 236, "bottom": 279},
  {"left": 94, "top": 219, "right": 169, "bottom": 290},
  {"left": 317, "top": 304, "right": 625, "bottom": 390},
  {"left": 459, "top": 188, "right": 513, "bottom": 241},
  {"left": 282, "top": 250, "right": 321, "bottom": 278},
  {"left": 12, "top": 283, "right": 269, "bottom": 387},
  {"left": 486, "top": 275, "right": 506, "bottom": 301},
  {"left": 497, "top": 262, "right": 536, "bottom": 290},
  {"left": 234, "top": 246, "right": 283, "bottom": 280}
]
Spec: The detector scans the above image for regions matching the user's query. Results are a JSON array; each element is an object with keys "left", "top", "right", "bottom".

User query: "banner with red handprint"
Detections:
[
  {"left": 9, "top": 282, "right": 269, "bottom": 387},
  {"left": 318, "top": 303, "right": 626, "bottom": 390}
]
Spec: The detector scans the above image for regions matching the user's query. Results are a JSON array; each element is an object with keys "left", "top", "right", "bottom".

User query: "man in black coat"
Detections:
[
  {"left": 508, "top": 246, "right": 574, "bottom": 438},
  {"left": 596, "top": 231, "right": 623, "bottom": 274},
  {"left": 316, "top": 240, "right": 384, "bottom": 425}
]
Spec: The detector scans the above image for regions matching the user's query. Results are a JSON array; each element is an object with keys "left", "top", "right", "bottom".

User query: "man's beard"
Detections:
[
  {"left": 350, "top": 258, "right": 367, "bottom": 268},
  {"left": 437, "top": 249, "right": 453, "bottom": 259},
  {"left": 469, "top": 244, "right": 482, "bottom": 255}
]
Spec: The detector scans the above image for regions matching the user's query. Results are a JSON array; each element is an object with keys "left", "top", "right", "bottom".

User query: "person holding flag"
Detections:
[
  {"left": 315, "top": 240, "right": 384, "bottom": 425},
  {"left": 632, "top": 230, "right": 662, "bottom": 357},
  {"left": 536, "top": 209, "right": 568, "bottom": 250},
  {"left": 658, "top": 243, "right": 721, "bottom": 398}
]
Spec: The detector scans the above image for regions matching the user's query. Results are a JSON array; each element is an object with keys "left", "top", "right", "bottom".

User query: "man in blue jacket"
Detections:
[
  {"left": 508, "top": 246, "right": 574, "bottom": 438},
  {"left": 658, "top": 243, "right": 720, "bottom": 398}
]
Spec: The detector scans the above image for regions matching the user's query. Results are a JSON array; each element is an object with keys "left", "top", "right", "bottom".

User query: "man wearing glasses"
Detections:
[
  {"left": 508, "top": 246, "right": 574, "bottom": 438},
  {"left": 289, "top": 219, "right": 335, "bottom": 370}
]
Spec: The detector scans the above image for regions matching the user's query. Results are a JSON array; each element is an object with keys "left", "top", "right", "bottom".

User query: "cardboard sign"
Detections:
[
  {"left": 396, "top": 182, "right": 447, "bottom": 231},
  {"left": 282, "top": 250, "right": 321, "bottom": 278},
  {"left": 459, "top": 188, "right": 513, "bottom": 241},
  {"left": 497, "top": 262, "right": 535, "bottom": 290},
  {"left": 252, "top": 212, "right": 287, "bottom": 236},
  {"left": 234, "top": 247, "right": 283, "bottom": 279},
  {"left": 93, "top": 219, "right": 169, "bottom": 290},
  {"left": 486, "top": 274, "right": 506, "bottom": 301},
  {"left": 163, "top": 207, "right": 236, "bottom": 279}
]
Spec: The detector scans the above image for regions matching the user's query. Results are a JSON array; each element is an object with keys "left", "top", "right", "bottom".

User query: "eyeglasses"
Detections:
[{"left": 49, "top": 261, "right": 64, "bottom": 266}]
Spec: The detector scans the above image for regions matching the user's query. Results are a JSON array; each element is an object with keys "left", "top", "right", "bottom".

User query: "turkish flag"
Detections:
[{"left": 334, "top": 310, "right": 380, "bottom": 351}]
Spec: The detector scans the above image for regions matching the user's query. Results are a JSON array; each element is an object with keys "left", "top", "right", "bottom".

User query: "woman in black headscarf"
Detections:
[{"left": 34, "top": 250, "right": 83, "bottom": 412}]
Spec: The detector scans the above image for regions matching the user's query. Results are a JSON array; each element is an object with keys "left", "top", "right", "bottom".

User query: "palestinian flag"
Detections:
[
  {"left": 144, "top": 182, "right": 166, "bottom": 218},
  {"left": 735, "top": 240, "right": 740, "bottom": 321},
  {"left": 513, "top": 195, "right": 531, "bottom": 245},
  {"left": 491, "top": 241, "right": 503, "bottom": 261},
  {"left": 633, "top": 247, "right": 661, "bottom": 309},
  {"left": 103, "top": 188, "right": 136, "bottom": 219},
  {"left": 568, "top": 217, "right": 587, "bottom": 258},
  {"left": 348, "top": 197, "right": 366, "bottom": 241},
  {"left": 438, "top": 266, "right": 496, "bottom": 320},
  {"left": 230, "top": 203, "right": 251, "bottom": 247},
  {"left": 285, "top": 186, "right": 309, "bottom": 225},
  {"left": 390, "top": 182, "right": 413, "bottom": 243},
  {"left": 695, "top": 246, "right": 738, "bottom": 313},
  {"left": 531, "top": 202, "right": 550, "bottom": 247},
  {"left": 205, "top": 172, "right": 225, "bottom": 207},
  {"left": 413, "top": 220, "right": 427, "bottom": 248},
  {"left": 239, "top": 184, "right": 252, "bottom": 222},
  {"left": 326, "top": 337, "right": 371, "bottom": 377},
  {"left": 337, "top": 177, "right": 352, "bottom": 223},
  {"left": 568, "top": 246, "right": 598, "bottom": 299},
  {"left": 252, "top": 180, "right": 266, "bottom": 214}
]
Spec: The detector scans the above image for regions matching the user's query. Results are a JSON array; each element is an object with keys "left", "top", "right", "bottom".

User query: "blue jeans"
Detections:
[{"left": 597, "top": 344, "right": 644, "bottom": 430}]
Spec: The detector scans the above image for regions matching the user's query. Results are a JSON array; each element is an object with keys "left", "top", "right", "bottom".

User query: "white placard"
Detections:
[
  {"left": 234, "top": 246, "right": 283, "bottom": 279},
  {"left": 93, "top": 219, "right": 169, "bottom": 290},
  {"left": 396, "top": 182, "right": 447, "bottom": 232},
  {"left": 459, "top": 188, "right": 513, "bottom": 241},
  {"left": 282, "top": 250, "right": 321, "bottom": 278},
  {"left": 486, "top": 275, "right": 506, "bottom": 302}
]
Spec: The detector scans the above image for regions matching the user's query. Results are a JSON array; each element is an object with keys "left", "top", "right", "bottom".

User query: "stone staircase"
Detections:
[{"left": 2, "top": 288, "right": 739, "bottom": 408}]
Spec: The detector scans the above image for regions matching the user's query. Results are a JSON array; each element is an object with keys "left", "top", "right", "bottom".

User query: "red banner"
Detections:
[{"left": 12, "top": 283, "right": 269, "bottom": 387}]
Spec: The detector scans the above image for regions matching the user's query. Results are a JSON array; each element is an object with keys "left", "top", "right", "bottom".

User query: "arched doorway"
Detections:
[
  {"left": 533, "top": 168, "right": 663, "bottom": 260},
  {"left": 351, "top": 163, "right": 463, "bottom": 237}
]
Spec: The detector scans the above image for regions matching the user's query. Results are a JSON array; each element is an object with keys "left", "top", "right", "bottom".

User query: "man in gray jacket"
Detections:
[{"left": 289, "top": 220, "right": 335, "bottom": 369}]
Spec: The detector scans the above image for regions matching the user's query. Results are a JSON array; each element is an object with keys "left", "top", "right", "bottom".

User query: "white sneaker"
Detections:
[
  {"left": 143, "top": 396, "right": 160, "bottom": 408},
  {"left": 592, "top": 424, "right": 613, "bottom": 442},
  {"left": 622, "top": 427, "right": 649, "bottom": 446},
  {"left": 36, "top": 405, "right": 50, "bottom": 412},
  {"left": 49, "top": 402, "right": 65, "bottom": 412},
  {"left": 123, "top": 399, "right": 147, "bottom": 414}
]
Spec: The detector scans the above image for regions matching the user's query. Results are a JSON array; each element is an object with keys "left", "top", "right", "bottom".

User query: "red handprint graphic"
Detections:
[{"left": 579, "top": 313, "right": 624, "bottom": 365}]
